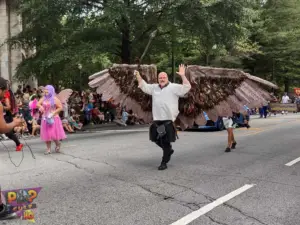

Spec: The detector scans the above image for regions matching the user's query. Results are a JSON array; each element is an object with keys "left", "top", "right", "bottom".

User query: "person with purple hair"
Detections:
[{"left": 37, "top": 85, "right": 66, "bottom": 154}]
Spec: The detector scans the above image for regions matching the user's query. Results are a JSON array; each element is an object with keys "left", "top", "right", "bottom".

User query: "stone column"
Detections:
[
  {"left": 9, "top": 2, "right": 23, "bottom": 92},
  {"left": 0, "top": 0, "right": 38, "bottom": 92},
  {"left": 0, "top": 0, "right": 10, "bottom": 82}
]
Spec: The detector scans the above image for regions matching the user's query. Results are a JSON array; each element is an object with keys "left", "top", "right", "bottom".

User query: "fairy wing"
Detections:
[
  {"left": 176, "top": 65, "right": 278, "bottom": 129},
  {"left": 88, "top": 64, "right": 156, "bottom": 123},
  {"left": 56, "top": 89, "right": 73, "bottom": 105}
]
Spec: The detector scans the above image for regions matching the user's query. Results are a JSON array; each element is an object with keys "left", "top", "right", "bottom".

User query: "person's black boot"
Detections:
[
  {"left": 0, "top": 204, "right": 17, "bottom": 220},
  {"left": 158, "top": 163, "right": 167, "bottom": 170}
]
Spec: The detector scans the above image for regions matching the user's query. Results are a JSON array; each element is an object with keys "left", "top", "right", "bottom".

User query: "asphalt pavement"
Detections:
[{"left": 0, "top": 114, "right": 300, "bottom": 225}]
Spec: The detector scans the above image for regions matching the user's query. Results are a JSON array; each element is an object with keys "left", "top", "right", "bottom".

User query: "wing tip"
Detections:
[{"left": 245, "top": 74, "right": 278, "bottom": 89}]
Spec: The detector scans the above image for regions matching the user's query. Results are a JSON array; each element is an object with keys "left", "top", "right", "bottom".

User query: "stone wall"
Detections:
[{"left": 0, "top": 0, "right": 37, "bottom": 92}]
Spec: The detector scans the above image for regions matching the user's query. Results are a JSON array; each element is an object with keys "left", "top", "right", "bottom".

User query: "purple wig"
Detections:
[{"left": 44, "top": 85, "right": 55, "bottom": 106}]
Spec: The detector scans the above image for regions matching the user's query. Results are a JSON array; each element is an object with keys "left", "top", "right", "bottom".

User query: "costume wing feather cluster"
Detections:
[
  {"left": 56, "top": 89, "right": 73, "bottom": 105},
  {"left": 89, "top": 64, "right": 157, "bottom": 124},
  {"left": 88, "top": 64, "right": 278, "bottom": 129}
]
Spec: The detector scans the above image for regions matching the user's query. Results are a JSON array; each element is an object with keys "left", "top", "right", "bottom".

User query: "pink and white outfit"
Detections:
[
  {"left": 39, "top": 85, "right": 66, "bottom": 154},
  {"left": 40, "top": 101, "right": 66, "bottom": 142}
]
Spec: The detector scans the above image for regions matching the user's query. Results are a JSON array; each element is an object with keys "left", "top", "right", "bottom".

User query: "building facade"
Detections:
[{"left": 0, "top": 0, "right": 37, "bottom": 92}]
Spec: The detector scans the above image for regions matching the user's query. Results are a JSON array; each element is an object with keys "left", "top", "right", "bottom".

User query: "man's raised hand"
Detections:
[
  {"left": 176, "top": 64, "right": 186, "bottom": 77},
  {"left": 134, "top": 70, "right": 141, "bottom": 77}
]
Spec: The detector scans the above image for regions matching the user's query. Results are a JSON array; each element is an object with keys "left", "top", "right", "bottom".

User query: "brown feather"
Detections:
[
  {"left": 206, "top": 108, "right": 219, "bottom": 122},
  {"left": 195, "top": 113, "right": 207, "bottom": 126}
]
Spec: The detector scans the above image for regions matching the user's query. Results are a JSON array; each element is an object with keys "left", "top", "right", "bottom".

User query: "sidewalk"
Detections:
[
  {"left": 83, "top": 115, "right": 267, "bottom": 130},
  {"left": 83, "top": 121, "right": 149, "bottom": 131}
]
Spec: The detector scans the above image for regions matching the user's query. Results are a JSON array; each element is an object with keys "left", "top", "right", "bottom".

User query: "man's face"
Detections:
[{"left": 158, "top": 72, "right": 169, "bottom": 87}]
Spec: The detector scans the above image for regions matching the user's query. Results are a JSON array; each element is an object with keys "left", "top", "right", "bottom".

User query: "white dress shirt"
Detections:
[
  {"left": 139, "top": 80, "right": 191, "bottom": 121},
  {"left": 282, "top": 95, "right": 289, "bottom": 104}
]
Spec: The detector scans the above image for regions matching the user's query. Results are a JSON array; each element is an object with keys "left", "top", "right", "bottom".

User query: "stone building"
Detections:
[{"left": 0, "top": 0, "right": 37, "bottom": 92}]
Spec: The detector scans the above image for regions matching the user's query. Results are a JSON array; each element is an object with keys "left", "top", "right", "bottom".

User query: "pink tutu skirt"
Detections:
[{"left": 40, "top": 116, "right": 66, "bottom": 141}]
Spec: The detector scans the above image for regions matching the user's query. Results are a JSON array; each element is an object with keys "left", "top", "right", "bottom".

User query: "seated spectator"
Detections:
[
  {"left": 14, "top": 117, "right": 28, "bottom": 136},
  {"left": 67, "top": 109, "right": 83, "bottom": 130},
  {"left": 27, "top": 117, "right": 40, "bottom": 136},
  {"left": 61, "top": 115, "right": 75, "bottom": 133},
  {"left": 91, "top": 105, "right": 105, "bottom": 122},
  {"left": 126, "top": 110, "right": 137, "bottom": 125},
  {"left": 232, "top": 112, "right": 250, "bottom": 129},
  {"left": 68, "top": 115, "right": 83, "bottom": 131}
]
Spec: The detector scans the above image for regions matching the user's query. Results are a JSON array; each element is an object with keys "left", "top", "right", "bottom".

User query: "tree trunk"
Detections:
[
  {"left": 206, "top": 54, "right": 209, "bottom": 66},
  {"left": 121, "top": 0, "right": 131, "bottom": 64},
  {"left": 284, "top": 78, "right": 289, "bottom": 93},
  {"left": 121, "top": 26, "right": 131, "bottom": 64}
]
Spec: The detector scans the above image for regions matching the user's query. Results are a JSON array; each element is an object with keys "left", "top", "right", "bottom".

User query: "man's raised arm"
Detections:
[
  {"left": 134, "top": 70, "right": 154, "bottom": 95},
  {"left": 173, "top": 64, "right": 191, "bottom": 97}
]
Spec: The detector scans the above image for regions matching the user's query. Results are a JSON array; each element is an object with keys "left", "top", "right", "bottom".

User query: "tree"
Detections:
[
  {"left": 7, "top": 0, "right": 270, "bottom": 90},
  {"left": 245, "top": 0, "right": 300, "bottom": 92}
]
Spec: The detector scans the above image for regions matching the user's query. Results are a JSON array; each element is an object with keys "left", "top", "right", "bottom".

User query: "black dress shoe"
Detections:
[
  {"left": 158, "top": 163, "right": 167, "bottom": 170},
  {"left": 225, "top": 147, "right": 231, "bottom": 152}
]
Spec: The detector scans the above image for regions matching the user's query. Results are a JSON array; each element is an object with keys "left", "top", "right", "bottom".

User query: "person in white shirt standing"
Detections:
[
  {"left": 281, "top": 92, "right": 290, "bottom": 115},
  {"left": 135, "top": 64, "right": 191, "bottom": 170}
]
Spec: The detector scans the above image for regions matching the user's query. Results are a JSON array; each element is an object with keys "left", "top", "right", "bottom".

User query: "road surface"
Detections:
[{"left": 0, "top": 114, "right": 300, "bottom": 225}]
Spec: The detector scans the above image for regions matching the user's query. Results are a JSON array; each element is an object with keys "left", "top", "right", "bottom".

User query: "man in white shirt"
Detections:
[
  {"left": 281, "top": 93, "right": 290, "bottom": 115},
  {"left": 135, "top": 64, "right": 191, "bottom": 170}
]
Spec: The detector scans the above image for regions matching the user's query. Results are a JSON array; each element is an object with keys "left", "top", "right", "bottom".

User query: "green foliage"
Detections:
[
  {"left": 243, "top": 0, "right": 300, "bottom": 92},
  {"left": 6, "top": 0, "right": 300, "bottom": 92}
]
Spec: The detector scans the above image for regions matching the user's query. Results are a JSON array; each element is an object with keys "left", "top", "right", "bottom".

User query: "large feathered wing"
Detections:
[
  {"left": 177, "top": 65, "right": 278, "bottom": 129},
  {"left": 88, "top": 64, "right": 157, "bottom": 123},
  {"left": 88, "top": 64, "right": 278, "bottom": 128}
]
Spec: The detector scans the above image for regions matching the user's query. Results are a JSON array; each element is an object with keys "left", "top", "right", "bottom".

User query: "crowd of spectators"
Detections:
[{"left": 0, "top": 86, "right": 145, "bottom": 140}]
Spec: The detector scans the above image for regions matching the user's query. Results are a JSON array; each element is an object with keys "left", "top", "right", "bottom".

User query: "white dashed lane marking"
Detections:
[
  {"left": 169, "top": 184, "right": 256, "bottom": 225},
  {"left": 285, "top": 157, "right": 300, "bottom": 166}
]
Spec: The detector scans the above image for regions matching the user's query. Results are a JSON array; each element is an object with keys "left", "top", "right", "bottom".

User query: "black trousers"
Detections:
[
  {"left": 4, "top": 115, "right": 20, "bottom": 147},
  {"left": 155, "top": 137, "right": 173, "bottom": 164},
  {"left": 150, "top": 120, "right": 177, "bottom": 164}
]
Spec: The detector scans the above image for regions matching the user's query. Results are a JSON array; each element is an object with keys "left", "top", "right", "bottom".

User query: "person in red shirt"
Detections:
[
  {"left": 2, "top": 81, "right": 23, "bottom": 151},
  {"left": 0, "top": 77, "right": 23, "bottom": 220}
]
